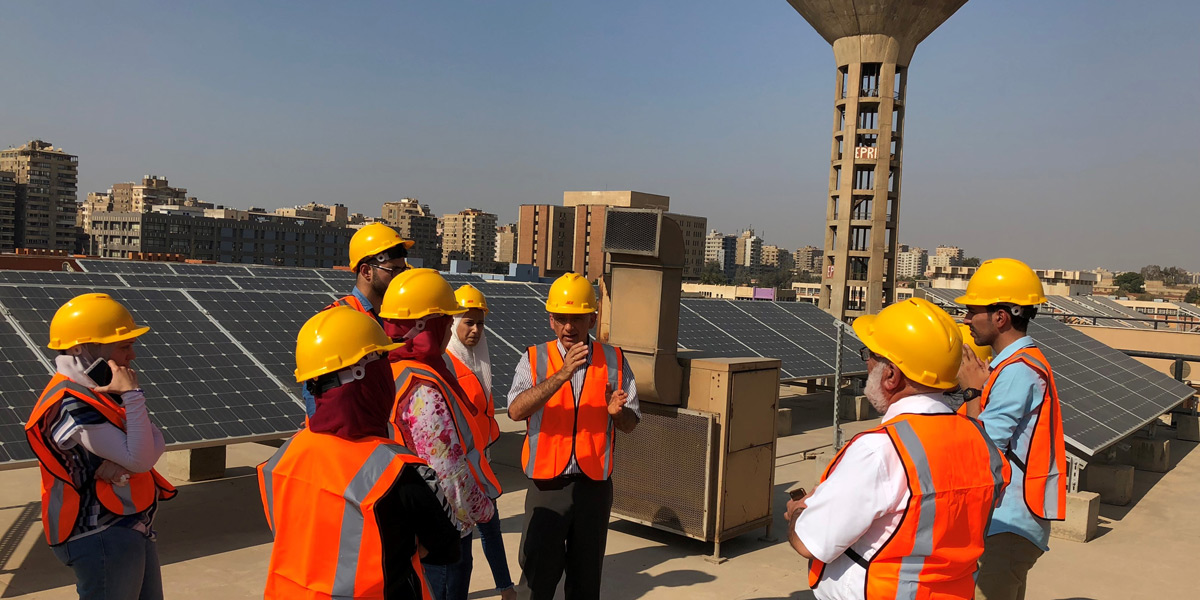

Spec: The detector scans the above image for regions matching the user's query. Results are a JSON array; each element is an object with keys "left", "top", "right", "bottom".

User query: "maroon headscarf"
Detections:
[
  {"left": 308, "top": 357, "right": 395, "bottom": 440},
  {"left": 383, "top": 315, "right": 471, "bottom": 407}
]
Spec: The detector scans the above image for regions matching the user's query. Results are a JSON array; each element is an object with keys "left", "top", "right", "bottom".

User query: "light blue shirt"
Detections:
[
  {"left": 302, "top": 287, "right": 380, "bottom": 417},
  {"left": 979, "top": 335, "right": 1051, "bottom": 550}
]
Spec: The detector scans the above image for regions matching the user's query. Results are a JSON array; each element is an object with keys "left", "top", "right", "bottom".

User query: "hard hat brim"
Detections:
[{"left": 47, "top": 325, "right": 151, "bottom": 350}]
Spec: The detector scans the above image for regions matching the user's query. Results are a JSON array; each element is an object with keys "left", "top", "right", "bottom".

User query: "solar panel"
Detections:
[
  {"left": 245, "top": 266, "right": 327, "bottom": 279},
  {"left": 483, "top": 297, "right": 553, "bottom": 405},
  {"left": 0, "top": 271, "right": 125, "bottom": 287},
  {"left": 466, "top": 281, "right": 539, "bottom": 298},
  {"left": 191, "top": 291, "right": 335, "bottom": 387},
  {"left": 172, "top": 263, "right": 254, "bottom": 277},
  {"left": 0, "top": 316, "right": 50, "bottom": 463},
  {"left": 119, "top": 274, "right": 239, "bottom": 290},
  {"left": 231, "top": 277, "right": 336, "bottom": 293},
  {"left": 1028, "top": 318, "right": 1194, "bottom": 455},
  {"left": 0, "top": 286, "right": 305, "bottom": 461},
  {"left": 443, "top": 274, "right": 486, "bottom": 283},
  {"left": 317, "top": 269, "right": 356, "bottom": 283},
  {"left": 77, "top": 259, "right": 176, "bottom": 274}
]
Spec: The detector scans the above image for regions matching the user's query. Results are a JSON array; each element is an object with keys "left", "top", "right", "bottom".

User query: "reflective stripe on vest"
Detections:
[
  {"left": 521, "top": 341, "right": 623, "bottom": 481},
  {"left": 808, "top": 413, "right": 1010, "bottom": 599},
  {"left": 26, "top": 374, "right": 177, "bottom": 545},
  {"left": 258, "top": 429, "right": 429, "bottom": 599},
  {"left": 392, "top": 361, "right": 502, "bottom": 499},
  {"left": 326, "top": 294, "right": 368, "bottom": 315},
  {"left": 973, "top": 346, "right": 1067, "bottom": 521}
]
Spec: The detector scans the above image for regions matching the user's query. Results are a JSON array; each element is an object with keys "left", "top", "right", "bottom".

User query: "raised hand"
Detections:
[{"left": 94, "top": 360, "right": 140, "bottom": 395}]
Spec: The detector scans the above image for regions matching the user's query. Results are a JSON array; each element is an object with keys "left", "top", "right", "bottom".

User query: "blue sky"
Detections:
[{"left": 2, "top": 1, "right": 1197, "bottom": 272}]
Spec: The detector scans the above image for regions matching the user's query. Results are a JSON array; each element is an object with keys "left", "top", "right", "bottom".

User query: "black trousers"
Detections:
[{"left": 519, "top": 476, "right": 614, "bottom": 600}]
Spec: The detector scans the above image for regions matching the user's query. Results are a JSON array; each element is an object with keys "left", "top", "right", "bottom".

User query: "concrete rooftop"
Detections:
[{"left": 1, "top": 389, "right": 1196, "bottom": 599}]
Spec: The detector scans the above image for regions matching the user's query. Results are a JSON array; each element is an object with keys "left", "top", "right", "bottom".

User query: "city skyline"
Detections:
[{"left": 2, "top": 1, "right": 1197, "bottom": 272}]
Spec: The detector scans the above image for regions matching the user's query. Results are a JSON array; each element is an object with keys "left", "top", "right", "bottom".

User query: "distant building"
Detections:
[
  {"left": 381, "top": 198, "right": 440, "bottom": 269},
  {"left": 0, "top": 140, "right": 79, "bottom": 252},
  {"left": 735, "top": 229, "right": 763, "bottom": 269},
  {"left": 705, "top": 230, "right": 738, "bottom": 281},
  {"left": 0, "top": 171, "right": 17, "bottom": 252},
  {"left": 762, "top": 245, "right": 794, "bottom": 271},
  {"left": 929, "top": 265, "right": 1098, "bottom": 296},
  {"left": 517, "top": 204, "right": 574, "bottom": 277},
  {"left": 928, "top": 245, "right": 964, "bottom": 271},
  {"left": 275, "top": 202, "right": 349, "bottom": 227},
  {"left": 795, "top": 245, "right": 823, "bottom": 274},
  {"left": 520, "top": 191, "right": 705, "bottom": 280},
  {"left": 442, "top": 208, "right": 497, "bottom": 271},
  {"left": 89, "top": 210, "right": 351, "bottom": 266},
  {"left": 494, "top": 223, "right": 518, "bottom": 265},
  {"left": 895, "top": 245, "right": 928, "bottom": 279}
]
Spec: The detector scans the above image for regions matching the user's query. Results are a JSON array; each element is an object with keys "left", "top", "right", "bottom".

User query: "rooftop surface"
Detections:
[{"left": 1, "top": 390, "right": 1195, "bottom": 599}]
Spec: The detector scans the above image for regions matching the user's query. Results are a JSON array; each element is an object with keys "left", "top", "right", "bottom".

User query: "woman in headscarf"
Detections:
[
  {"left": 258, "top": 306, "right": 460, "bottom": 599},
  {"left": 446, "top": 285, "right": 514, "bottom": 600},
  {"left": 380, "top": 270, "right": 501, "bottom": 600},
  {"left": 26, "top": 293, "right": 175, "bottom": 600}
]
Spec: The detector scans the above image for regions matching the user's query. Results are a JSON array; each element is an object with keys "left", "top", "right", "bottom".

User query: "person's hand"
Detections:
[
  {"left": 606, "top": 386, "right": 628, "bottom": 416},
  {"left": 556, "top": 342, "right": 589, "bottom": 383},
  {"left": 94, "top": 361, "right": 139, "bottom": 395},
  {"left": 957, "top": 344, "right": 990, "bottom": 391},
  {"left": 96, "top": 460, "right": 131, "bottom": 486},
  {"left": 785, "top": 495, "right": 810, "bottom": 521}
]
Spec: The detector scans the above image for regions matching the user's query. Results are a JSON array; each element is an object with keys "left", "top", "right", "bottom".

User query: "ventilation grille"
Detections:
[
  {"left": 602, "top": 208, "right": 661, "bottom": 257},
  {"left": 612, "top": 407, "right": 714, "bottom": 539}
]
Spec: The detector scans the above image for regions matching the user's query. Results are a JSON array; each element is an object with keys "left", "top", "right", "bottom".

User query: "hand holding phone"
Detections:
[{"left": 92, "top": 360, "right": 139, "bottom": 395}]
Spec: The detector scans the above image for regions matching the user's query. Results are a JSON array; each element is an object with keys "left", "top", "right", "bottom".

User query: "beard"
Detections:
[{"left": 864, "top": 362, "right": 890, "bottom": 414}]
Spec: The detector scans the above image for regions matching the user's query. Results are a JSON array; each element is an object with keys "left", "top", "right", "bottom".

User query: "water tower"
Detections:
[{"left": 786, "top": 0, "right": 968, "bottom": 319}]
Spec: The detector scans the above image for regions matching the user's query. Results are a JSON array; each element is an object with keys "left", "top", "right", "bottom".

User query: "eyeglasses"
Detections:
[
  {"left": 859, "top": 347, "right": 889, "bottom": 363},
  {"left": 370, "top": 262, "right": 407, "bottom": 275}
]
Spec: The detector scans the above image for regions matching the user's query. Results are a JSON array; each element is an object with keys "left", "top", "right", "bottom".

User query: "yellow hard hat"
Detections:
[
  {"left": 295, "top": 306, "right": 401, "bottom": 382},
  {"left": 48, "top": 293, "right": 150, "bottom": 350},
  {"left": 955, "top": 258, "right": 1047, "bottom": 307},
  {"left": 959, "top": 324, "right": 994, "bottom": 363},
  {"left": 545, "top": 273, "right": 597, "bottom": 314},
  {"left": 378, "top": 268, "right": 467, "bottom": 320},
  {"left": 852, "top": 298, "right": 963, "bottom": 390},
  {"left": 455, "top": 284, "right": 489, "bottom": 315},
  {"left": 349, "top": 223, "right": 415, "bottom": 269}
]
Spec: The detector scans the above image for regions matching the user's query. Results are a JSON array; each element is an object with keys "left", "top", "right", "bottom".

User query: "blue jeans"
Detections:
[
  {"left": 477, "top": 501, "right": 515, "bottom": 591},
  {"left": 423, "top": 533, "right": 473, "bottom": 600},
  {"left": 51, "top": 526, "right": 163, "bottom": 600}
]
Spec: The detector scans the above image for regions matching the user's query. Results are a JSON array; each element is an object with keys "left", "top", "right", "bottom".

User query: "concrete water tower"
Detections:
[{"left": 786, "top": 0, "right": 968, "bottom": 320}]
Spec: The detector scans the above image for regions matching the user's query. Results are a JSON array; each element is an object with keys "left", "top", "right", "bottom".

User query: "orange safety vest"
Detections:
[
  {"left": 521, "top": 341, "right": 624, "bottom": 481},
  {"left": 258, "top": 428, "right": 432, "bottom": 600},
  {"left": 325, "top": 293, "right": 369, "bottom": 314},
  {"left": 959, "top": 345, "right": 1067, "bottom": 521},
  {"left": 809, "top": 413, "right": 1010, "bottom": 600},
  {"left": 391, "top": 359, "right": 502, "bottom": 499},
  {"left": 25, "top": 374, "right": 177, "bottom": 546},
  {"left": 445, "top": 353, "right": 500, "bottom": 449}
]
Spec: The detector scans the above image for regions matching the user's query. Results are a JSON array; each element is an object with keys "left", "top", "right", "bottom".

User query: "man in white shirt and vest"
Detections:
[
  {"left": 507, "top": 273, "right": 640, "bottom": 600},
  {"left": 786, "top": 298, "right": 1010, "bottom": 600}
]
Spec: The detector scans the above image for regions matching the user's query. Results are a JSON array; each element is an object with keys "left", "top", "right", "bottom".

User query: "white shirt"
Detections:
[{"left": 794, "top": 394, "right": 953, "bottom": 600}]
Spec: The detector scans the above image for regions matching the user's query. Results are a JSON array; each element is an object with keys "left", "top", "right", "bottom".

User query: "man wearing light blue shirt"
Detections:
[{"left": 956, "top": 258, "right": 1067, "bottom": 600}]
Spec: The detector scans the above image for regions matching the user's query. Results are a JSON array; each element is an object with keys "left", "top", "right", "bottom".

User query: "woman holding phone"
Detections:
[{"left": 25, "top": 293, "right": 176, "bottom": 600}]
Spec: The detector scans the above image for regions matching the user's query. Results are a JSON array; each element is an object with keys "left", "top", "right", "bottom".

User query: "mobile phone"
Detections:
[
  {"left": 86, "top": 358, "right": 114, "bottom": 387},
  {"left": 788, "top": 486, "right": 807, "bottom": 501}
]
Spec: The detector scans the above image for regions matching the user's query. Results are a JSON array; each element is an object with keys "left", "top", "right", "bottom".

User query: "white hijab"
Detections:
[{"left": 447, "top": 314, "right": 491, "bottom": 397}]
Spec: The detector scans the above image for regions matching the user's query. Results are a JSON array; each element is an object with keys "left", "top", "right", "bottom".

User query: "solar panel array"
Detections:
[
  {"left": 916, "top": 288, "right": 1195, "bottom": 455},
  {"left": 1, "top": 262, "right": 862, "bottom": 466},
  {"left": 2, "top": 262, "right": 1188, "bottom": 465},
  {"left": 1044, "top": 295, "right": 1151, "bottom": 329}
]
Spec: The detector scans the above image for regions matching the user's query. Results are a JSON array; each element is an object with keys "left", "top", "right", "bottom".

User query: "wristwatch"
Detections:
[{"left": 962, "top": 388, "right": 982, "bottom": 401}]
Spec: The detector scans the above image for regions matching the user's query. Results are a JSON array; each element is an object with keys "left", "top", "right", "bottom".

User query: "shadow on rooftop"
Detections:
[
  {"left": 1098, "top": 431, "right": 1196, "bottom": 522},
  {"left": 2, "top": 466, "right": 272, "bottom": 597}
]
